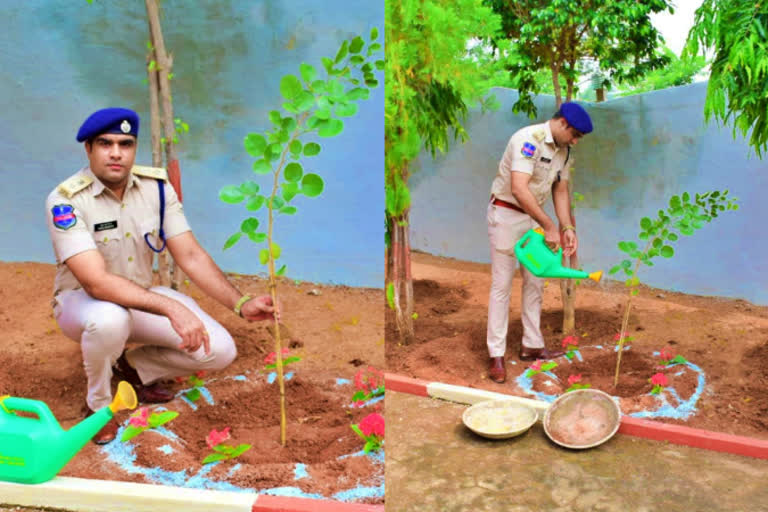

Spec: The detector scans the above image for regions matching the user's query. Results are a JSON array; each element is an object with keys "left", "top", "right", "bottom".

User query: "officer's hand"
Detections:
[
  {"left": 241, "top": 295, "right": 280, "bottom": 323},
  {"left": 543, "top": 225, "right": 561, "bottom": 253},
  {"left": 168, "top": 303, "right": 210, "bottom": 355},
  {"left": 562, "top": 230, "right": 578, "bottom": 258}
]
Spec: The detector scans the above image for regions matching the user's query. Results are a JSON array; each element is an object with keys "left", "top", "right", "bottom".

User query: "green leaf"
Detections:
[
  {"left": 315, "top": 106, "right": 331, "bottom": 120},
  {"left": 202, "top": 453, "right": 229, "bottom": 465},
  {"left": 270, "top": 196, "right": 285, "bottom": 210},
  {"left": 652, "top": 237, "right": 663, "bottom": 248},
  {"left": 301, "top": 173, "right": 325, "bottom": 197},
  {"left": 670, "top": 195, "right": 682, "bottom": 209},
  {"left": 294, "top": 91, "right": 315, "bottom": 112},
  {"left": 375, "top": 59, "right": 384, "bottom": 71},
  {"left": 660, "top": 246, "right": 674, "bottom": 258},
  {"left": 120, "top": 426, "right": 145, "bottom": 442},
  {"left": 347, "top": 87, "right": 370, "bottom": 101},
  {"left": 284, "top": 162, "right": 303, "bottom": 182},
  {"left": 281, "top": 117, "right": 297, "bottom": 133},
  {"left": 276, "top": 264, "right": 287, "bottom": 276},
  {"left": 631, "top": 289, "right": 639, "bottom": 296},
  {"left": 230, "top": 444, "right": 252, "bottom": 458},
  {"left": 318, "top": 118, "right": 344, "bottom": 138},
  {"left": 247, "top": 232, "right": 267, "bottom": 243},
  {"left": 240, "top": 217, "right": 259, "bottom": 233},
  {"left": 239, "top": 181, "right": 260, "bottom": 196},
  {"left": 271, "top": 242, "right": 282, "bottom": 260},
  {"left": 223, "top": 232, "right": 242, "bottom": 250},
  {"left": 608, "top": 265, "right": 621, "bottom": 275},
  {"left": 335, "top": 102, "right": 359, "bottom": 117},
  {"left": 282, "top": 182, "right": 300, "bottom": 202},
  {"left": 269, "top": 110, "right": 281, "bottom": 124},
  {"left": 303, "top": 142, "right": 321, "bottom": 156},
  {"left": 279, "top": 74, "right": 303, "bottom": 100},
  {"left": 280, "top": 206, "right": 298, "bottom": 215},
  {"left": 185, "top": 388, "right": 201, "bottom": 402},
  {"left": 621, "top": 260, "right": 632, "bottom": 269},
  {"left": 367, "top": 43, "right": 382, "bottom": 55},
  {"left": 246, "top": 195, "right": 265, "bottom": 211},
  {"left": 299, "top": 62, "right": 316, "bottom": 83},
  {"left": 253, "top": 159, "right": 272, "bottom": 174},
  {"left": 289, "top": 140, "right": 302, "bottom": 155},
  {"left": 334, "top": 40, "right": 349, "bottom": 63},
  {"left": 150, "top": 411, "right": 179, "bottom": 427},
  {"left": 265, "top": 143, "right": 282, "bottom": 162},
  {"left": 640, "top": 217, "right": 652, "bottom": 230},
  {"left": 219, "top": 186, "right": 245, "bottom": 204},
  {"left": 244, "top": 134, "right": 267, "bottom": 157},
  {"left": 626, "top": 276, "right": 640, "bottom": 287},
  {"left": 386, "top": 282, "right": 395, "bottom": 309},
  {"left": 349, "top": 36, "right": 365, "bottom": 54},
  {"left": 321, "top": 57, "right": 333, "bottom": 73},
  {"left": 259, "top": 248, "right": 269, "bottom": 265}
]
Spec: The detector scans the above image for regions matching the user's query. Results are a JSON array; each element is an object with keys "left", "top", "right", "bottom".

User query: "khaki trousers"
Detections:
[
  {"left": 486, "top": 202, "right": 546, "bottom": 358},
  {"left": 54, "top": 286, "right": 236, "bottom": 411}
]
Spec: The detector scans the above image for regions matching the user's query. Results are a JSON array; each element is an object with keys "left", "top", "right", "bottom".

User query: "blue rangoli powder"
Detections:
[{"left": 516, "top": 346, "right": 706, "bottom": 420}]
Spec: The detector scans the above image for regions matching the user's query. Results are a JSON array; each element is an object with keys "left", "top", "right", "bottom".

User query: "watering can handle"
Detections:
[
  {"left": 0, "top": 397, "right": 60, "bottom": 428},
  {"left": 529, "top": 227, "right": 562, "bottom": 256}
]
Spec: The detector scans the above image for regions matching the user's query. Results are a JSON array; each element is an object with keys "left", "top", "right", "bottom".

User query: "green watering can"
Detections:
[
  {"left": 514, "top": 228, "right": 602, "bottom": 282},
  {"left": 0, "top": 381, "right": 137, "bottom": 484}
]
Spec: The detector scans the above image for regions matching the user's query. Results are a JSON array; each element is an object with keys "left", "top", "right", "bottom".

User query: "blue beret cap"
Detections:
[
  {"left": 76, "top": 108, "right": 140, "bottom": 142},
  {"left": 559, "top": 102, "right": 593, "bottom": 134}
]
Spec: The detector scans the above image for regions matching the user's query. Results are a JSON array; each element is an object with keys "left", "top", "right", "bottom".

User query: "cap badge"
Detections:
[{"left": 120, "top": 120, "right": 131, "bottom": 133}]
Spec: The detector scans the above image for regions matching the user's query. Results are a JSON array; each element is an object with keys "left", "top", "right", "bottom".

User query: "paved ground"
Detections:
[{"left": 386, "top": 391, "right": 768, "bottom": 512}]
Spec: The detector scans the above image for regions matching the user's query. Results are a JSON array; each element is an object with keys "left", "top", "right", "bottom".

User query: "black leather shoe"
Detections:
[
  {"left": 113, "top": 352, "right": 174, "bottom": 404},
  {"left": 519, "top": 347, "right": 565, "bottom": 361},
  {"left": 489, "top": 357, "right": 506, "bottom": 383}
]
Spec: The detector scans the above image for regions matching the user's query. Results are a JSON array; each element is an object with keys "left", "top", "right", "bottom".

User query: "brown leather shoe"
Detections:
[
  {"left": 488, "top": 357, "right": 506, "bottom": 383},
  {"left": 136, "top": 382, "right": 174, "bottom": 404},
  {"left": 85, "top": 406, "right": 118, "bottom": 445},
  {"left": 519, "top": 347, "right": 566, "bottom": 361},
  {"left": 113, "top": 352, "right": 174, "bottom": 404}
]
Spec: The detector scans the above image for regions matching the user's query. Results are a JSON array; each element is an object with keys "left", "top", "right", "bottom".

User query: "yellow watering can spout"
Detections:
[
  {"left": 109, "top": 380, "right": 138, "bottom": 413},
  {"left": 588, "top": 271, "right": 602, "bottom": 283}
]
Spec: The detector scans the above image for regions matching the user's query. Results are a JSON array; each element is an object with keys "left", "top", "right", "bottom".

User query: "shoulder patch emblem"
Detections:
[
  {"left": 51, "top": 204, "right": 77, "bottom": 230},
  {"left": 57, "top": 175, "right": 93, "bottom": 199},
  {"left": 521, "top": 142, "right": 536, "bottom": 158},
  {"left": 131, "top": 165, "right": 168, "bottom": 181},
  {"left": 532, "top": 129, "right": 546, "bottom": 142}
]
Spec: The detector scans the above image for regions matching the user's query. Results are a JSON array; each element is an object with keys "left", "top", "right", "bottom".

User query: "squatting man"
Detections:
[
  {"left": 486, "top": 102, "right": 593, "bottom": 383},
  {"left": 47, "top": 108, "right": 277, "bottom": 444}
]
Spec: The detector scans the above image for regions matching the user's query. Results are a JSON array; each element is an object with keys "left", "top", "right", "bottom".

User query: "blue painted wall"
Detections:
[
  {"left": 0, "top": 1, "right": 383, "bottom": 287},
  {"left": 409, "top": 83, "right": 768, "bottom": 305}
]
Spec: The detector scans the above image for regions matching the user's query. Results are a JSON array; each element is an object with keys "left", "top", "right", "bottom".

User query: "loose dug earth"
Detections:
[
  {"left": 386, "top": 252, "right": 768, "bottom": 440},
  {"left": 0, "top": 261, "right": 385, "bottom": 504}
]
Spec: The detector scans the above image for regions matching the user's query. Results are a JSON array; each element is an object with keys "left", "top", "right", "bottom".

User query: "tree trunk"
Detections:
[
  {"left": 145, "top": 0, "right": 185, "bottom": 290},
  {"left": 146, "top": 49, "right": 171, "bottom": 288},
  {"left": 557, "top": 89, "right": 577, "bottom": 336},
  {"left": 390, "top": 212, "right": 414, "bottom": 344}
]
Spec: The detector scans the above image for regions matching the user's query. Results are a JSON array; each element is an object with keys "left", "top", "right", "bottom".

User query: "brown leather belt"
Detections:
[{"left": 491, "top": 196, "right": 525, "bottom": 214}]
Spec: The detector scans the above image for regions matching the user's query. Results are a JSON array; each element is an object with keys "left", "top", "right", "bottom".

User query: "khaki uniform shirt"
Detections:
[
  {"left": 46, "top": 166, "right": 191, "bottom": 297},
  {"left": 490, "top": 121, "right": 573, "bottom": 206}
]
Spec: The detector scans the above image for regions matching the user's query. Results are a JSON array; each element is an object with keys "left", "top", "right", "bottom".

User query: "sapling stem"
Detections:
[
  {"left": 268, "top": 112, "right": 309, "bottom": 446},
  {"left": 613, "top": 238, "right": 651, "bottom": 387}
]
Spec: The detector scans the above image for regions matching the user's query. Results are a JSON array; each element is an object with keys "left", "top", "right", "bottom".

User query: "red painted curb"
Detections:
[
  {"left": 385, "top": 371, "right": 768, "bottom": 459},
  {"left": 619, "top": 416, "right": 768, "bottom": 459},
  {"left": 384, "top": 372, "right": 429, "bottom": 396},
  {"left": 252, "top": 495, "right": 384, "bottom": 512}
]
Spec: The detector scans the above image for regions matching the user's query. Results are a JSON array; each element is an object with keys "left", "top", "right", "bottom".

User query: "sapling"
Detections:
[
  {"left": 219, "top": 29, "right": 383, "bottom": 446},
  {"left": 608, "top": 190, "right": 738, "bottom": 387}
]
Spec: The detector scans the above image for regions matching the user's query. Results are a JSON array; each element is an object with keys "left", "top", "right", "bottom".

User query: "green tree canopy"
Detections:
[
  {"left": 486, "top": 0, "right": 673, "bottom": 113},
  {"left": 616, "top": 46, "right": 708, "bottom": 97},
  {"left": 685, "top": 0, "right": 768, "bottom": 157}
]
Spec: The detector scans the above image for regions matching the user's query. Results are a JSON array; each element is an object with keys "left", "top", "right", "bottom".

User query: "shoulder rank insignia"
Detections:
[
  {"left": 51, "top": 204, "right": 77, "bottom": 230},
  {"left": 532, "top": 129, "right": 546, "bottom": 142},
  {"left": 521, "top": 142, "right": 536, "bottom": 158},
  {"left": 131, "top": 165, "right": 168, "bottom": 181},
  {"left": 57, "top": 175, "right": 94, "bottom": 199}
]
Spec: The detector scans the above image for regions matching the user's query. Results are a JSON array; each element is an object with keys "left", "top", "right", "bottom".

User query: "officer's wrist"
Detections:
[
  {"left": 560, "top": 225, "right": 576, "bottom": 233},
  {"left": 233, "top": 294, "right": 252, "bottom": 317}
]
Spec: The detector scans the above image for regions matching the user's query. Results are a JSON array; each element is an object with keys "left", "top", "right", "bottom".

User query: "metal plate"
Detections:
[
  {"left": 543, "top": 389, "right": 621, "bottom": 449},
  {"left": 462, "top": 400, "right": 538, "bottom": 440}
]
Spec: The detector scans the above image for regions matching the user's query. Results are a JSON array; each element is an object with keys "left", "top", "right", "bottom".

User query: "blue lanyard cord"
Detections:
[{"left": 144, "top": 179, "right": 167, "bottom": 253}]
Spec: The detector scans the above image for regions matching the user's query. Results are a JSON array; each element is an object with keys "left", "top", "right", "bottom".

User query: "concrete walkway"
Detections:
[{"left": 386, "top": 391, "right": 768, "bottom": 512}]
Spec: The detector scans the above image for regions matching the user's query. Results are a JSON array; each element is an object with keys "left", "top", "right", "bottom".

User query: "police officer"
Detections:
[
  {"left": 47, "top": 108, "right": 277, "bottom": 443},
  {"left": 486, "top": 102, "right": 593, "bottom": 383}
]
